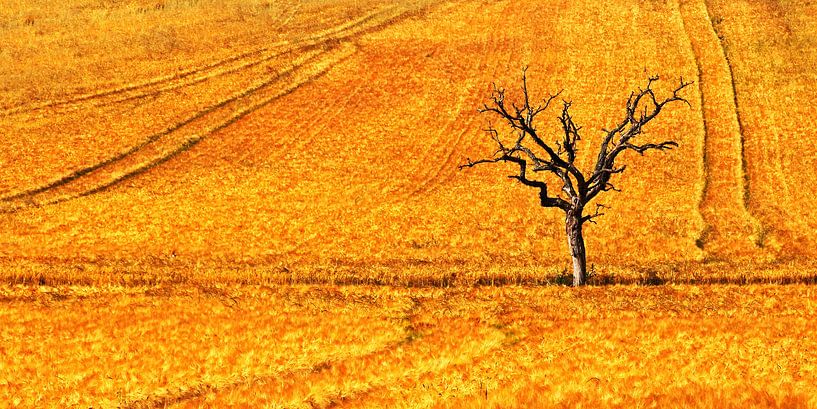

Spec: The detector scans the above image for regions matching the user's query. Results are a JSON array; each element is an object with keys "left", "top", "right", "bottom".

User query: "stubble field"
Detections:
[{"left": 1, "top": 0, "right": 817, "bottom": 407}]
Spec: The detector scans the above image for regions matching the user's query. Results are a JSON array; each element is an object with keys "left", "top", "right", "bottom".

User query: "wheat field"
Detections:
[{"left": 1, "top": 0, "right": 816, "bottom": 407}]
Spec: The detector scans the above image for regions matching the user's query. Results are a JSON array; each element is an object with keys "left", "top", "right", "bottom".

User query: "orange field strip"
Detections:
[
  {"left": 1, "top": 0, "right": 814, "bottom": 265},
  {"left": 3, "top": 285, "right": 813, "bottom": 407}
]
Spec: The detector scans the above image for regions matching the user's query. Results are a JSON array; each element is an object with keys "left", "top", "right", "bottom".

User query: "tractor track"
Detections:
[
  {"left": 124, "top": 332, "right": 405, "bottom": 409},
  {"left": 677, "top": 0, "right": 764, "bottom": 255},
  {"left": 702, "top": 0, "right": 817, "bottom": 255},
  {"left": 172, "top": 318, "right": 506, "bottom": 408},
  {"left": 228, "top": 1, "right": 447, "bottom": 261},
  {"left": 0, "top": 45, "right": 354, "bottom": 214},
  {"left": 0, "top": 2, "right": 435, "bottom": 214},
  {"left": 327, "top": 330, "right": 524, "bottom": 409},
  {"left": 0, "top": 6, "right": 397, "bottom": 118}
]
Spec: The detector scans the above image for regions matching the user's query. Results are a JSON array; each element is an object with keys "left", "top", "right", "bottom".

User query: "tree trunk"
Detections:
[{"left": 566, "top": 213, "right": 587, "bottom": 286}]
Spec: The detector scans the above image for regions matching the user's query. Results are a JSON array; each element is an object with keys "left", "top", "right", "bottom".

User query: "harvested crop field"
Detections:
[
  {"left": 2, "top": 284, "right": 816, "bottom": 407},
  {"left": 1, "top": 0, "right": 816, "bottom": 407}
]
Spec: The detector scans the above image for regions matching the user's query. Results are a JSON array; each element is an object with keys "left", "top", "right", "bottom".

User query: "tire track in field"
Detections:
[
  {"left": 0, "top": 3, "right": 434, "bottom": 213},
  {"left": 0, "top": 46, "right": 328, "bottom": 201},
  {"left": 336, "top": 330, "right": 530, "bottom": 409},
  {"left": 672, "top": 0, "right": 715, "bottom": 255},
  {"left": 266, "top": 60, "right": 367, "bottom": 162},
  {"left": 230, "top": 0, "right": 448, "bottom": 262},
  {"left": 231, "top": 2, "right": 444, "bottom": 261},
  {"left": 264, "top": 0, "right": 440, "bottom": 162},
  {"left": 703, "top": 0, "right": 817, "bottom": 256},
  {"left": 410, "top": 50, "right": 492, "bottom": 196},
  {"left": 432, "top": 8, "right": 514, "bottom": 191},
  {"left": 317, "top": 336, "right": 504, "bottom": 409},
  {"left": 0, "top": 6, "right": 396, "bottom": 118},
  {"left": 0, "top": 45, "right": 355, "bottom": 214},
  {"left": 677, "top": 0, "right": 763, "bottom": 256}
]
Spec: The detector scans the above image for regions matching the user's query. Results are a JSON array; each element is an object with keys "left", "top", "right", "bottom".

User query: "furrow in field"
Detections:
[
  {"left": 397, "top": 3, "right": 507, "bottom": 200},
  {"left": 0, "top": 6, "right": 396, "bottom": 118},
  {"left": 262, "top": 0, "right": 438, "bottom": 160},
  {"left": 677, "top": 0, "right": 763, "bottom": 257},
  {"left": 433, "top": 13, "right": 515, "bottom": 190},
  {"left": 322, "top": 338, "right": 504, "bottom": 409},
  {"left": 268, "top": 72, "right": 366, "bottom": 162},
  {"left": 0, "top": 45, "right": 355, "bottom": 214},
  {"left": 0, "top": 2, "right": 434, "bottom": 213},
  {"left": 409, "top": 35, "right": 498, "bottom": 197},
  {"left": 337, "top": 333, "right": 529, "bottom": 409},
  {"left": 0, "top": 46, "right": 329, "bottom": 202},
  {"left": 702, "top": 0, "right": 817, "bottom": 257}
]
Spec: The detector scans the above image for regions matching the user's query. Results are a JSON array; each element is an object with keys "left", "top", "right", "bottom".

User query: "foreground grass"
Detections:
[{"left": 1, "top": 282, "right": 815, "bottom": 408}]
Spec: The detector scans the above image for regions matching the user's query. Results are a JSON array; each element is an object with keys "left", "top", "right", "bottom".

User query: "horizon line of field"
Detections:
[{"left": 3, "top": 259, "right": 817, "bottom": 288}]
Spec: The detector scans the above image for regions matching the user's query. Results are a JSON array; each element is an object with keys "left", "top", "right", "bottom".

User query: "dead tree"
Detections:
[{"left": 460, "top": 71, "right": 692, "bottom": 286}]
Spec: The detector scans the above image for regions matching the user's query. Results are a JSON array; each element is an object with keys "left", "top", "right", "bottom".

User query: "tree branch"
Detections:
[
  {"left": 587, "top": 76, "right": 692, "bottom": 201},
  {"left": 581, "top": 203, "right": 608, "bottom": 224}
]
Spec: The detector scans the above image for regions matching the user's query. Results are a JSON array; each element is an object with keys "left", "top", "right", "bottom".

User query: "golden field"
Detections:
[
  {"left": 2, "top": 284, "right": 817, "bottom": 408},
  {"left": 1, "top": 0, "right": 817, "bottom": 407}
]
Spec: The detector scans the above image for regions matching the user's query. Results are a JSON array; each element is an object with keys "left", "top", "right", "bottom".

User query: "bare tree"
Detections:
[{"left": 460, "top": 70, "right": 692, "bottom": 286}]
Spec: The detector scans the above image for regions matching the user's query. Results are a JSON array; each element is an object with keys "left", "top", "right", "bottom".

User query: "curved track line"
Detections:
[
  {"left": 703, "top": 0, "right": 817, "bottom": 256},
  {"left": 677, "top": 0, "right": 763, "bottom": 256},
  {"left": 700, "top": 0, "right": 752, "bottom": 211},
  {"left": 404, "top": 1, "right": 528, "bottom": 199},
  {"left": 0, "top": 48, "right": 329, "bottom": 202},
  {"left": 0, "top": 2, "right": 435, "bottom": 213},
  {"left": 0, "top": 45, "right": 356, "bottom": 214},
  {"left": 672, "top": 0, "right": 714, "bottom": 252},
  {"left": 216, "top": 2, "right": 443, "bottom": 261},
  {"left": 182, "top": 321, "right": 506, "bottom": 408},
  {"left": 399, "top": 9, "right": 499, "bottom": 200},
  {"left": 332, "top": 331, "right": 525, "bottom": 409},
  {"left": 0, "top": 6, "right": 397, "bottom": 117},
  {"left": 218, "top": 1, "right": 448, "bottom": 261},
  {"left": 429, "top": 16, "right": 511, "bottom": 191}
]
